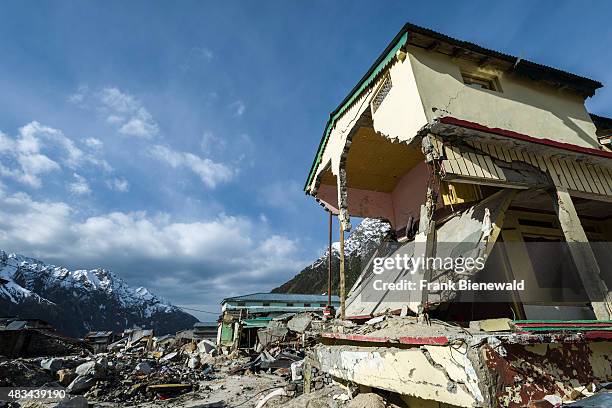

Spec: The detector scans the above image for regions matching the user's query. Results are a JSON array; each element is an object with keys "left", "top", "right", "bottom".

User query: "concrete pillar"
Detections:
[
  {"left": 336, "top": 164, "right": 351, "bottom": 319},
  {"left": 549, "top": 186, "right": 612, "bottom": 320}
]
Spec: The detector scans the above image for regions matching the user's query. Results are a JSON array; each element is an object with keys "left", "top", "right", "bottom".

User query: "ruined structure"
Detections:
[
  {"left": 304, "top": 22, "right": 612, "bottom": 407},
  {"left": 217, "top": 293, "right": 340, "bottom": 350}
]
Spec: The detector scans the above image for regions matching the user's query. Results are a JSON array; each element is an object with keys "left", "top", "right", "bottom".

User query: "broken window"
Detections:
[
  {"left": 304, "top": 303, "right": 311, "bottom": 307},
  {"left": 237, "top": 302, "right": 245, "bottom": 306},
  {"left": 286, "top": 303, "right": 294, "bottom": 306},
  {"left": 461, "top": 72, "right": 501, "bottom": 92},
  {"left": 262, "top": 302, "right": 270, "bottom": 306}
]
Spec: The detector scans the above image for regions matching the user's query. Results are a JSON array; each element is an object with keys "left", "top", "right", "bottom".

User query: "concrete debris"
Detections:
[
  {"left": 290, "top": 360, "right": 304, "bottom": 381},
  {"left": 67, "top": 374, "right": 96, "bottom": 394},
  {"left": 0, "top": 328, "right": 89, "bottom": 358},
  {"left": 255, "top": 388, "right": 290, "bottom": 408},
  {"left": 469, "top": 318, "right": 512, "bottom": 332},
  {"left": 197, "top": 339, "right": 218, "bottom": 355},
  {"left": 286, "top": 313, "right": 313, "bottom": 333},
  {"left": 3, "top": 307, "right": 608, "bottom": 407},
  {"left": 346, "top": 392, "right": 386, "bottom": 408},
  {"left": 40, "top": 358, "right": 64, "bottom": 372},
  {"left": 135, "top": 361, "right": 153, "bottom": 375}
]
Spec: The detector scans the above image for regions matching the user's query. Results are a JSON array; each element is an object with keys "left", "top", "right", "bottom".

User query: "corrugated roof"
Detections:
[
  {"left": 304, "top": 22, "right": 604, "bottom": 191},
  {"left": 222, "top": 292, "right": 340, "bottom": 304}
]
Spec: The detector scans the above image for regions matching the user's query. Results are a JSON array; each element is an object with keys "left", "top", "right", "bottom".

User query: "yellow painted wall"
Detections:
[
  {"left": 371, "top": 53, "right": 429, "bottom": 143},
  {"left": 408, "top": 46, "right": 600, "bottom": 149}
]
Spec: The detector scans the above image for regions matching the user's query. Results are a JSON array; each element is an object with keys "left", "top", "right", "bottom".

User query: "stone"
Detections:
[
  {"left": 197, "top": 339, "right": 217, "bottom": 355},
  {"left": 41, "top": 358, "right": 64, "bottom": 372},
  {"left": 75, "top": 360, "right": 105, "bottom": 379},
  {"left": 188, "top": 355, "right": 200, "bottom": 369},
  {"left": 287, "top": 313, "right": 313, "bottom": 333},
  {"left": 135, "top": 362, "right": 153, "bottom": 375},
  {"left": 346, "top": 393, "right": 386, "bottom": 408},
  {"left": 67, "top": 375, "right": 96, "bottom": 394},
  {"left": 54, "top": 395, "right": 89, "bottom": 408}
]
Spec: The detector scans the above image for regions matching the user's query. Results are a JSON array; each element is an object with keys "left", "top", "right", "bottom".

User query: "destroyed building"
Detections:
[
  {"left": 303, "top": 22, "right": 612, "bottom": 407},
  {"left": 218, "top": 293, "right": 340, "bottom": 350}
]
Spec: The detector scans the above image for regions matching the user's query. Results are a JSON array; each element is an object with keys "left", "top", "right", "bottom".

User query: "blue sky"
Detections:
[{"left": 0, "top": 1, "right": 611, "bottom": 320}]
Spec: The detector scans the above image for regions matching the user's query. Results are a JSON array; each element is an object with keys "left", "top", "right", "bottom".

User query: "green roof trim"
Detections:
[
  {"left": 243, "top": 317, "right": 272, "bottom": 328},
  {"left": 303, "top": 30, "right": 409, "bottom": 192}
]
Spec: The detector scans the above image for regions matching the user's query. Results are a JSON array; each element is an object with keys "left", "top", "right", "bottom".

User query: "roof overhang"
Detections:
[{"left": 305, "top": 22, "right": 603, "bottom": 192}]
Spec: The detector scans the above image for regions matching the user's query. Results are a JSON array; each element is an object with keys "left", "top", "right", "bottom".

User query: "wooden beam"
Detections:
[{"left": 549, "top": 186, "right": 612, "bottom": 320}]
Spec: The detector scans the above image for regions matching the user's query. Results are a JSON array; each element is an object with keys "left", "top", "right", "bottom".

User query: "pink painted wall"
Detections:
[
  {"left": 315, "top": 184, "right": 340, "bottom": 214},
  {"left": 391, "top": 161, "right": 429, "bottom": 230},
  {"left": 314, "top": 162, "right": 429, "bottom": 230},
  {"left": 316, "top": 184, "right": 395, "bottom": 222}
]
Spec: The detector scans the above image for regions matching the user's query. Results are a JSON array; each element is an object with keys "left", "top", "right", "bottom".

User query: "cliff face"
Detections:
[
  {"left": 0, "top": 250, "right": 197, "bottom": 337},
  {"left": 273, "top": 218, "right": 391, "bottom": 295}
]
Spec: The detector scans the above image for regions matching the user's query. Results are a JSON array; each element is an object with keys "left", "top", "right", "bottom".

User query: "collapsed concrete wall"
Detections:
[{"left": 314, "top": 331, "right": 612, "bottom": 408}]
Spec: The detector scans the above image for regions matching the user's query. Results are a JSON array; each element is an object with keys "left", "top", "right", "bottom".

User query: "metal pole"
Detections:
[
  {"left": 339, "top": 221, "right": 346, "bottom": 320},
  {"left": 328, "top": 211, "right": 332, "bottom": 307}
]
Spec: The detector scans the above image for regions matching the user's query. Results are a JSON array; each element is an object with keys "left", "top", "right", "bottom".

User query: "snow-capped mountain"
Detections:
[
  {"left": 273, "top": 218, "right": 392, "bottom": 294},
  {"left": 0, "top": 250, "right": 198, "bottom": 337}
]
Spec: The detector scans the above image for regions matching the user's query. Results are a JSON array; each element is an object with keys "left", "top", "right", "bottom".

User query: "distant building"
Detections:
[
  {"left": 84, "top": 331, "right": 117, "bottom": 353},
  {"left": 221, "top": 293, "right": 340, "bottom": 314},
  {"left": 193, "top": 322, "right": 217, "bottom": 340},
  {"left": 217, "top": 293, "right": 340, "bottom": 349},
  {"left": 1, "top": 318, "right": 55, "bottom": 332}
]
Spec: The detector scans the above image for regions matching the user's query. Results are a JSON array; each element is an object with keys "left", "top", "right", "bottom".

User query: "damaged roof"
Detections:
[
  {"left": 590, "top": 113, "right": 612, "bottom": 137},
  {"left": 304, "top": 22, "right": 604, "bottom": 191},
  {"left": 222, "top": 292, "right": 339, "bottom": 304}
]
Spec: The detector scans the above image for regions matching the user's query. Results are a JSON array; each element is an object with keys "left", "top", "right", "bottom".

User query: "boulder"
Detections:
[
  {"left": 41, "top": 358, "right": 64, "bottom": 372},
  {"left": 67, "top": 375, "right": 96, "bottom": 394}
]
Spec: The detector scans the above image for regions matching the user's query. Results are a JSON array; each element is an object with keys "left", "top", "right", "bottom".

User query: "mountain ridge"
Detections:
[
  {"left": 272, "top": 218, "right": 391, "bottom": 295},
  {"left": 0, "top": 250, "right": 198, "bottom": 337}
]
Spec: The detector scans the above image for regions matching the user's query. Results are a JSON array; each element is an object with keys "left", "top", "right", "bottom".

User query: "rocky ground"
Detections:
[{"left": 0, "top": 351, "right": 360, "bottom": 408}]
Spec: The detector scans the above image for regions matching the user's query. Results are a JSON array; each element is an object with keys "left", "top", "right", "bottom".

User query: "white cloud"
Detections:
[
  {"left": 98, "top": 88, "right": 158, "bottom": 138},
  {"left": 84, "top": 137, "right": 103, "bottom": 149},
  {"left": 68, "top": 85, "right": 88, "bottom": 105},
  {"left": 107, "top": 177, "right": 129, "bottom": 192},
  {"left": 70, "top": 86, "right": 159, "bottom": 139},
  {"left": 149, "top": 145, "right": 234, "bottom": 188},
  {"left": 0, "top": 122, "right": 111, "bottom": 188},
  {"left": 68, "top": 173, "right": 91, "bottom": 195},
  {"left": 230, "top": 100, "right": 246, "bottom": 116},
  {"left": 0, "top": 192, "right": 307, "bottom": 306},
  {"left": 118, "top": 108, "right": 159, "bottom": 138},
  {"left": 200, "top": 131, "right": 226, "bottom": 155},
  {"left": 98, "top": 87, "right": 139, "bottom": 113}
]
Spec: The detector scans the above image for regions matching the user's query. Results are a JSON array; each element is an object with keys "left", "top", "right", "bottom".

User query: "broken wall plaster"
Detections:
[{"left": 315, "top": 343, "right": 485, "bottom": 407}]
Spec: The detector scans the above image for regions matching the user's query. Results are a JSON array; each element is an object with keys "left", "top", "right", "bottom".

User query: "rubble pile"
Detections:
[{"left": 0, "top": 357, "right": 56, "bottom": 387}]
